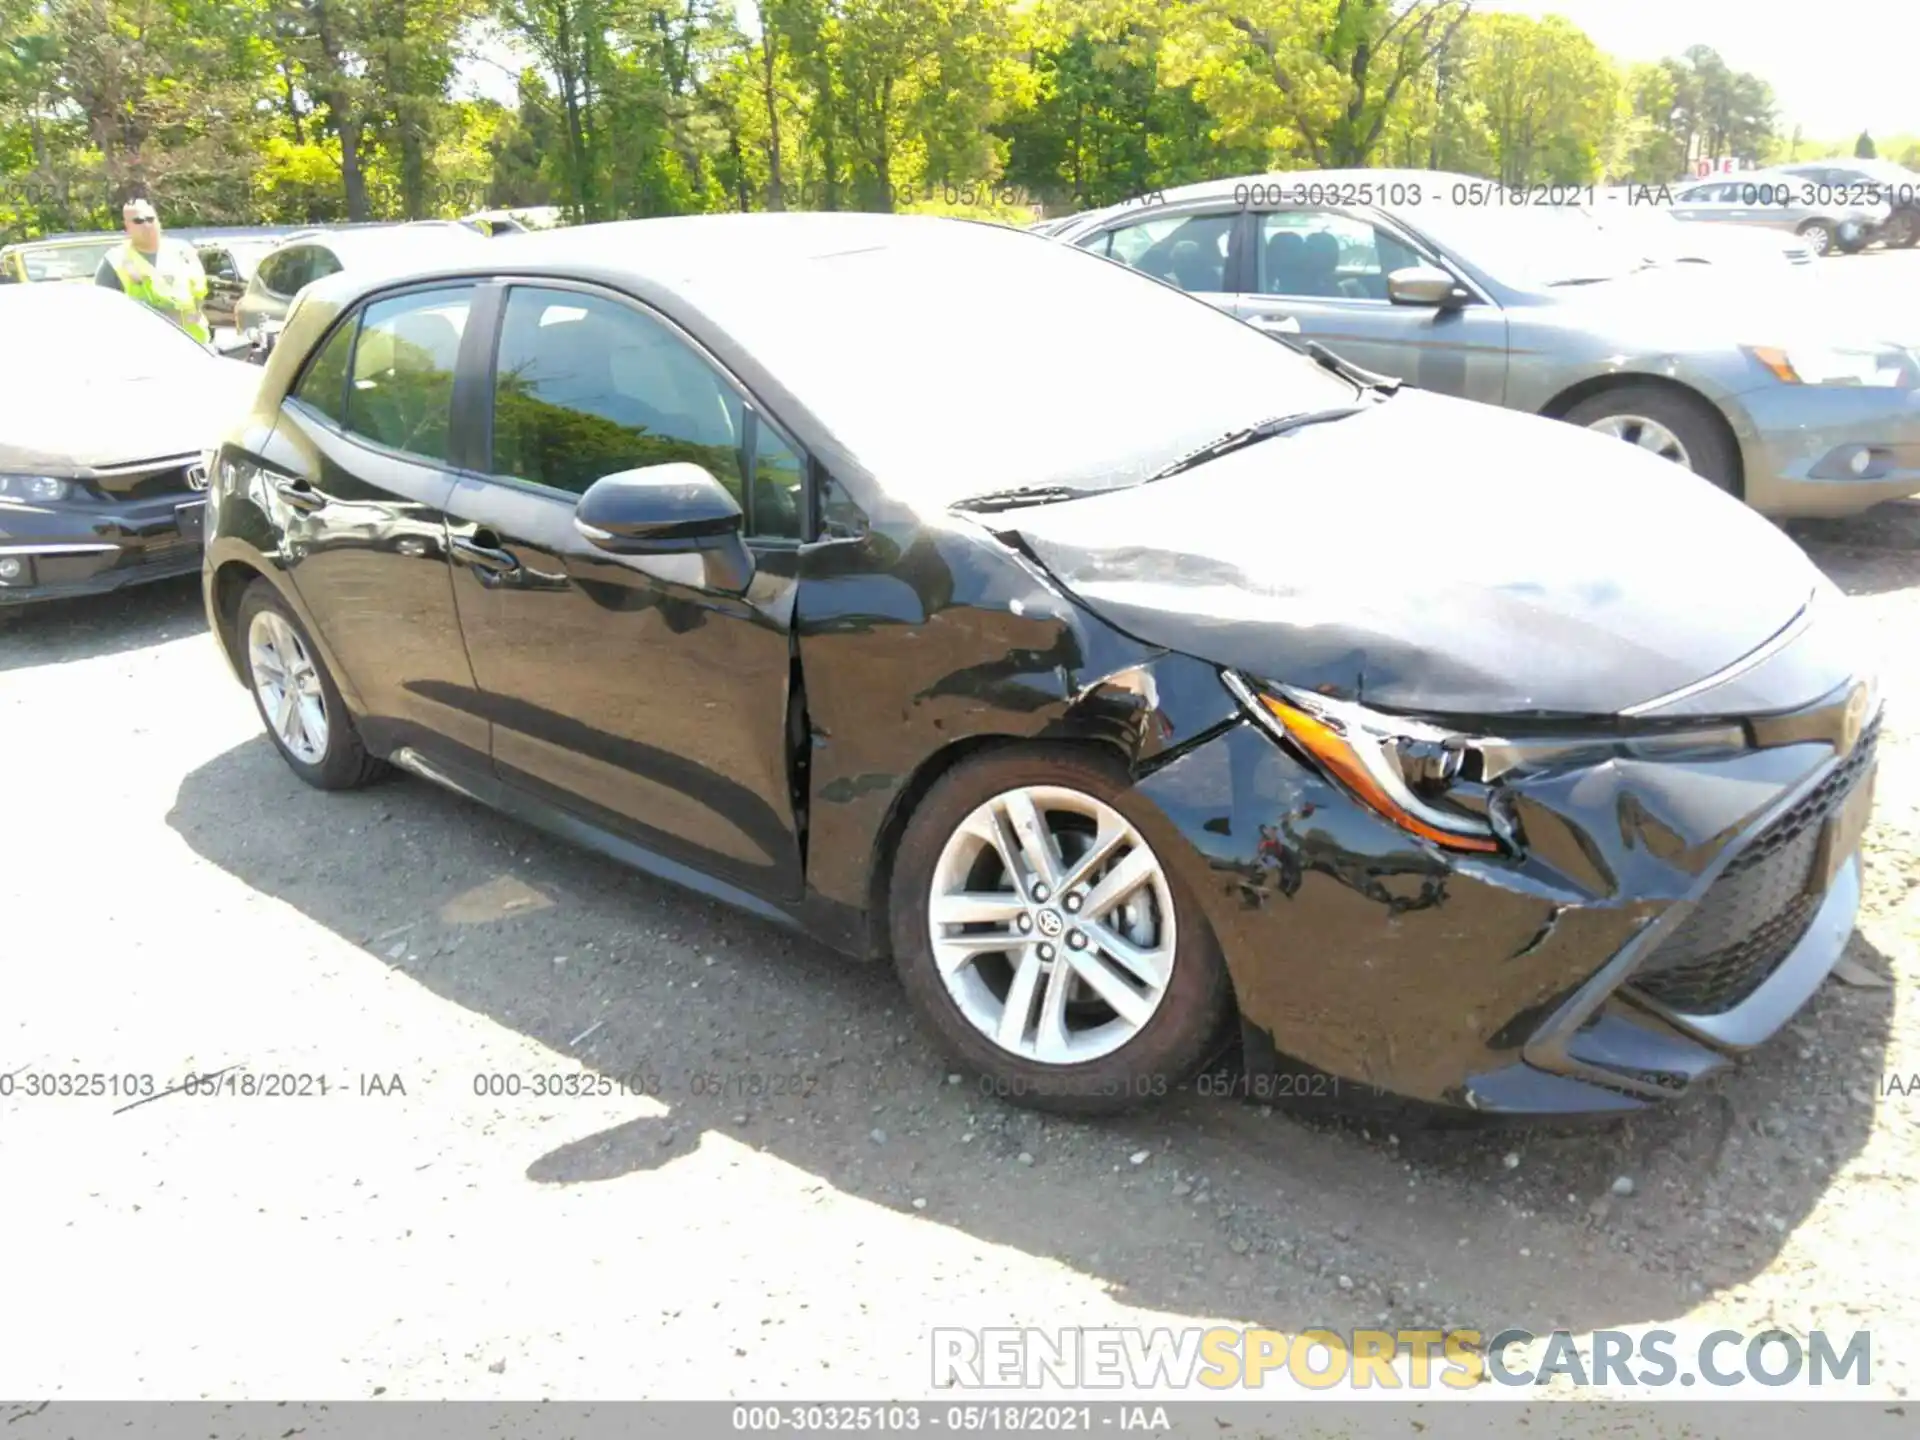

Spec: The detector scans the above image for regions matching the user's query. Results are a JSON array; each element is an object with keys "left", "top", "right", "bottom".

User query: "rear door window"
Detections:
[{"left": 1087, "top": 213, "right": 1234, "bottom": 292}]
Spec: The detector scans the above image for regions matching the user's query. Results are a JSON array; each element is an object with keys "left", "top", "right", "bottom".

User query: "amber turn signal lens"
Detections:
[
  {"left": 1748, "top": 346, "right": 1799, "bottom": 384},
  {"left": 1258, "top": 694, "right": 1501, "bottom": 854}
]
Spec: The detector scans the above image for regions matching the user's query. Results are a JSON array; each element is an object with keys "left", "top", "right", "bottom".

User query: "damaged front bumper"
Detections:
[{"left": 1135, "top": 675, "right": 1879, "bottom": 1117}]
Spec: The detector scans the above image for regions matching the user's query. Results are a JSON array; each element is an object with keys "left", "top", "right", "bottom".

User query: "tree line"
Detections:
[{"left": 2, "top": 0, "right": 1915, "bottom": 240}]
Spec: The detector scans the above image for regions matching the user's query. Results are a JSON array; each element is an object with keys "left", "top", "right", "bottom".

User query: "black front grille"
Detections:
[
  {"left": 89, "top": 459, "right": 202, "bottom": 501},
  {"left": 1632, "top": 720, "right": 1879, "bottom": 1015}
]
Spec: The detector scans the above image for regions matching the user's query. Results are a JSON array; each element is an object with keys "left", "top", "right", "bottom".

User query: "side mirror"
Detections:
[
  {"left": 247, "top": 319, "right": 285, "bottom": 364},
  {"left": 573, "top": 462, "right": 754, "bottom": 592},
  {"left": 1386, "top": 265, "right": 1469, "bottom": 308}
]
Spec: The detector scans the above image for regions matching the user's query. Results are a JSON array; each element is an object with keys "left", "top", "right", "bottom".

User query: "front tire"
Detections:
[
  {"left": 1563, "top": 384, "right": 1739, "bottom": 496},
  {"left": 889, "top": 746, "right": 1232, "bottom": 1116},
  {"left": 238, "top": 580, "right": 386, "bottom": 790},
  {"left": 1796, "top": 219, "right": 1836, "bottom": 256}
]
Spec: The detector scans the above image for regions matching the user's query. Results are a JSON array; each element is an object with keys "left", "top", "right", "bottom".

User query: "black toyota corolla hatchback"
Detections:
[{"left": 201, "top": 212, "right": 1879, "bottom": 1119}]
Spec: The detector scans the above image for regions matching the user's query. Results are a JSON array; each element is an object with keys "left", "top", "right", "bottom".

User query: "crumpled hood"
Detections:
[
  {"left": 998, "top": 388, "right": 1832, "bottom": 719},
  {"left": 0, "top": 359, "right": 259, "bottom": 476}
]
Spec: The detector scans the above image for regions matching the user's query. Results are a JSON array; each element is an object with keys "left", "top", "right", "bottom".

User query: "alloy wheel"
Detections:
[
  {"left": 1585, "top": 413, "right": 1694, "bottom": 469},
  {"left": 928, "top": 785, "right": 1176, "bottom": 1064},
  {"left": 247, "top": 608, "right": 330, "bottom": 765}
]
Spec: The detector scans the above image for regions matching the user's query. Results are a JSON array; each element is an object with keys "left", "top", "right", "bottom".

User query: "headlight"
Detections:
[
  {"left": 0, "top": 474, "right": 71, "bottom": 502},
  {"left": 1225, "top": 674, "right": 1752, "bottom": 855},
  {"left": 1224, "top": 675, "right": 1502, "bottom": 853},
  {"left": 1746, "top": 344, "right": 1915, "bottom": 388}
]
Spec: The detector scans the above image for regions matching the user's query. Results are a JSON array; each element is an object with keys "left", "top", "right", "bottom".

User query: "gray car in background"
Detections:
[
  {"left": 1048, "top": 169, "right": 1920, "bottom": 517},
  {"left": 1588, "top": 189, "right": 1814, "bottom": 271},
  {"left": 233, "top": 222, "right": 490, "bottom": 357},
  {"left": 1770, "top": 157, "right": 1920, "bottom": 250},
  {"left": 1668, "top": 169, "right": 1891, "bottom": 255}
]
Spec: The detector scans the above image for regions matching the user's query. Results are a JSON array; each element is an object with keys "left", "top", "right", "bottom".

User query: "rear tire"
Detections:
[
  {"left": 1563, "top": 385, "right": 1739, "bottom": 497},
  {"left": 889, "top": 745, "right": 1232, "bottom": 1116},
  {"left": 1889, "top": 210, "right": 1920, "bottom": 249},
  {"left": 237, "top": 580, "right": 387, "bottom": 790}
]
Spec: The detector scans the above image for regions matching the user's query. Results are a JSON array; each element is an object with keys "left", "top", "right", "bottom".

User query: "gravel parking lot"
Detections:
[{"left": 3, "top": 250, "right": 1919, "bottom": 1409}]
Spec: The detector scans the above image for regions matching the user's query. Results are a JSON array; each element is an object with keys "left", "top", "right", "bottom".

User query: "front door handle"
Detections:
[
  {"left": 451, "top": 534, "right": 524, "bottom": 585},
  {"left": 274, "top": 478, "right": 324, "bottom": 512},
  {"left": 1249, "top": 314, "right": 1302, "bottom": 334}
]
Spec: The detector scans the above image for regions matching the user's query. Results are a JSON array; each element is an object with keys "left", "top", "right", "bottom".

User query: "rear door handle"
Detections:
[
  {"left": 273, "top": 479, "right": 324, "bottom": 512},
  {"left": 1250, "top": 314, "right": 1302, "bottom": 334}
]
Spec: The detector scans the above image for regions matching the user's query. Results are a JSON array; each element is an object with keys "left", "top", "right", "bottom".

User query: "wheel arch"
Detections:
[
  {"left": 860, "top": 732, "right": 1132, "bottom": 960},
  {"left": 1538, "top": 372, "right": 1746, "bottom": 499},
  {"left": 205, "top": 551, "right": 368, "bottom": 717},
  {"left": 209, "top": 556, "right": 269, "bottom": 678}
]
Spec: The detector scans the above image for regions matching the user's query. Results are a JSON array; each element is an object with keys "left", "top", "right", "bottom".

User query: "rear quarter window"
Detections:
[{"left": 291, "top": 317, "right": 358, "bottom": 425}]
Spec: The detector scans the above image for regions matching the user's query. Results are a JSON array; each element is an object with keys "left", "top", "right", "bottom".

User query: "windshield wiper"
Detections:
[
  {"left": 1303, "top": 340, "right": 1403, "bottom": 396},
  {"left": 952, "top": 484, "right": 1111, "bottom": 514},
  {"left": 1147, "top": 406, "right": 1369, "bottom": 482}
]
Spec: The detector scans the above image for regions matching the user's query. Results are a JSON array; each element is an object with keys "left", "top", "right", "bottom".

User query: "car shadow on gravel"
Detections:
[
  {"left": 0, "top": 574, "right": 205, "bottom": 672},
  {"left": 167, "top": 734, "right": 1896, "bottom": 1349},
  {"left": 1789, "top": 499, "right": 1920, "bottom": 598}
]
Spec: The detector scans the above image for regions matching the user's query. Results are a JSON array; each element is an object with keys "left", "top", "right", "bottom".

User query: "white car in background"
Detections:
[{"left": 1590, "top": 189, "right": 1814, "bottom": 273}]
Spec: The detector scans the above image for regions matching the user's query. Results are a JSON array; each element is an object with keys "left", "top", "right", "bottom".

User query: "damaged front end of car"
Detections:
[{"left": 1131, "top": 659, "right": 1880, "bottom": 1117}]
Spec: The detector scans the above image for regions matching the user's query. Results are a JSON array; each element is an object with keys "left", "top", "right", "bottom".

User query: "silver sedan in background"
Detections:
[
  {"left": 1668, "top": 169, "right": 1892, "bottom": 255},
  {"left": 1589, "top": 188, "right": 1815, "bottom": 271},
  {"left": 1047, "top": 169, "right": 1920, "bottom": 517}
]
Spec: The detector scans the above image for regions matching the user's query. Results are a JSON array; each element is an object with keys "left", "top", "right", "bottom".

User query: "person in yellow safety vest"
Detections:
[{"left": 94, "top": 197, "right": 211, "bottom": 344}]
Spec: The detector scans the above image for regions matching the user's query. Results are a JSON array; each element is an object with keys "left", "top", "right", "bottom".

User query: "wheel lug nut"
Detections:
[
  {"left": 1017, "top": 914, "right": 1032, "bottom": 933},
  {"left": 1064, "top": 894, "right": 1082, "bottom": 913},
  {"left": 1038, "top": 943, "right": 1055, "bottom": 961},
  {"left": 1067, "top": 930, "right": 1086, "bottom": 950},
  {"left": 1032, "top": 884, "right": 1050, "bottom": 902}
]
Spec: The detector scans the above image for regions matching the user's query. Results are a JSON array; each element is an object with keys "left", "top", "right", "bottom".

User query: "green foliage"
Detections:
[
  {"left": 253, "top": 135, "right": 350, "bottom": 221},
  {"left": 1855, "top": 130, "right": 1876, "bottom": 159},
  {"left": 0, "top": 0, "right": 1901, "bottom": 243}
]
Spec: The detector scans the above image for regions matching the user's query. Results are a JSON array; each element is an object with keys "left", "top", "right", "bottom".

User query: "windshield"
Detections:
[
  {"left": 12, "top": 240, "right": 117, "bottom": 283},
  {"left": 678, "top": 229, "right": 1357, "bottom": 507},
  {"left": 1407, "top": 204, "right": 1657, "bottom": 289},
  {"left": 0, "top": 293, "right": 210, "bottom": 383}
]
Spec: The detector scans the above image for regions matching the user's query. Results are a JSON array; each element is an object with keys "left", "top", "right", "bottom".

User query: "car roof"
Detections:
[
  {"left": 0, "top": 279, "right": 167, "bottom": 316},
  {"left": 178, "top": 228, "right": 302, "bottom": 245},
  {"left": 1777, "top": 156, "right": 1915, "bottom": 175},
  {"left": 0, "top": 231, "right": 119, "bottom": 251},
  {"left": 300, "top": 211, "right": 1039, "bottom": 309},
  {"left": 1055, "top": 168, "right": 1498, "bottom": 230},
  {"left": 271, "top": 222, "right": 491, "bottom": 261}
]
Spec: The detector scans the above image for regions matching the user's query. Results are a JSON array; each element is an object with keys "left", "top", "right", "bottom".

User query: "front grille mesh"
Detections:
[
  {"left": 88, "top": 458, "right": 201, "bottom": 500},
  {"left": 1632, "top": 721, "right": 1878, "bottom": 1015}
]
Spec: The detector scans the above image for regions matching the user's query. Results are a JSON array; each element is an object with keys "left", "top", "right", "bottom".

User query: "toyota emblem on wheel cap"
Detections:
[{"left": 1035, "top": 909, "right": 1064, "bottom": 938}]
